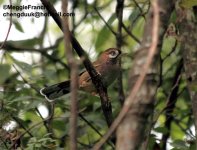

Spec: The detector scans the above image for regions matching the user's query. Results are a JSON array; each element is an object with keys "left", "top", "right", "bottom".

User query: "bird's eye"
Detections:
[{"left": 109, "top": 50, "right": 119, "bottom": 58}]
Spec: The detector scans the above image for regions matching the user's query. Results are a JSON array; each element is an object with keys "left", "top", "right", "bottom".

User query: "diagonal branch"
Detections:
[
  {"left": 40, "top": 0, "right": 113, "bottom": 127},
  {"left": 93, "top": 0, "right": 160, "bottom": 149},
  {"left": 94, "top": 7, "right": 117, "bottom": 36},
  {"left": 121, "top": 22, "right": 141, "bottom": 44},
  {"left": 0, "top": 0, "right": 12, "bottom": 50},
  {"left": 161, "top": 59, "right": 183, "bottom": 149},
  {"left": 132, "top": 0, "right": 146, "bottom": 20}
]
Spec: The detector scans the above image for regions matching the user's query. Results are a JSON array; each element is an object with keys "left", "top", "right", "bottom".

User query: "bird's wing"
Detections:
[
  {"left": 79, "top": 63, "right": 102, "bottom": 85},
  {"left": 79, "top": 63, "right": 101, "bottom": 77}
]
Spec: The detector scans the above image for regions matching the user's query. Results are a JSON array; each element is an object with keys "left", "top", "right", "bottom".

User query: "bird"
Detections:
[{"left": 40, "top": 48, "right": 122, "bottom": 101}]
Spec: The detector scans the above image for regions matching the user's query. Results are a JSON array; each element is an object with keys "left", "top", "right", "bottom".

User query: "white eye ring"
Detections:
[{"left": 109, "top": 50, "right": 119, "bottom": 58}]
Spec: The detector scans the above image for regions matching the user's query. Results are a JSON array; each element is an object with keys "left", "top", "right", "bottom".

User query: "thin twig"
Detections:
[
  {"left": 74, "top": 1, "right": 88, "bottom": 29},
  {"left": 1, "top": 37, "right": 63, "bottom": 52},
  {"left": 144, "top": 59, "right": 183, "bottom": 150},
  {"left": 122, "top": 22, "right": 141, "bottom": 44},
  {"left": 0, "top": 0, "right": 12, "bottom": 50},
  {"left": 93, "top": 0, "right": 160, "bottom": 149},
  {"left": 0, "top": 136, "right": 8, "bottom": 149},
  {"left": 161, "top": 60, "right": 183, "bottom": 149},
  {"left": 162, "top": 39, "right": 178, "bottom": 61},
  {"left": 94, "top": 7, "right": 117, "bottom": 36},
  {"left": 78, "top": 114, "right": 115, "bottom": 148},
  {"left": 132, "top": 0, "right": 146, "bottom": 19},
  {"left": 128, "top": 1, "right": 150, "bottom": 32},
  {"left": 2, "top": 42, "right": 69, "bottom": 69},
  {"left": 62, "top": 0, "right": 78, "bottom": 149},
  {"left": 12, "top": 64, "right": 54, "bottom": 137}
]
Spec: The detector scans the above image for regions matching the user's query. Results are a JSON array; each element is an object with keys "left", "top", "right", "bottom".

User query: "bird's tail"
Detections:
[{"left": 40, "top": 80, "right": 70, "bottom": 101}]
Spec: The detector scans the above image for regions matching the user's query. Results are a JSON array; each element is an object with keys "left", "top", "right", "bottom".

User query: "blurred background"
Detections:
[{"left": 0, "top": 0, "right": 195, "bottom": 149}]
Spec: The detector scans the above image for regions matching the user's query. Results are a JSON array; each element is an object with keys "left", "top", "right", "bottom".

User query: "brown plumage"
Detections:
[{"left": 40, "top": 48, "right": 122, "bottom": 101}]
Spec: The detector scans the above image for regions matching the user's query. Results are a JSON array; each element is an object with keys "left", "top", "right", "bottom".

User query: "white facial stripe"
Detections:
[{"left": 109, "top": 50, "right": 119, "bottom": 58}]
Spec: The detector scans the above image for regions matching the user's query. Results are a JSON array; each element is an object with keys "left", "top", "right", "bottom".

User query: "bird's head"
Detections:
[{"left": 98, "top": 48, "right": 122, "bottom": 63}]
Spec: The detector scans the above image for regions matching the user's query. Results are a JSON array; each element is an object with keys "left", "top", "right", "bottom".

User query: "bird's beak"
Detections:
[{"left": 119, "top": 52, "right": 128, "bottom": 57}]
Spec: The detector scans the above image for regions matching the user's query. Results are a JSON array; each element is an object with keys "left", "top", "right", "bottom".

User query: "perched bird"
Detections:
[{"left": 40, "top": 48, "right": 122, "bottom": 101}]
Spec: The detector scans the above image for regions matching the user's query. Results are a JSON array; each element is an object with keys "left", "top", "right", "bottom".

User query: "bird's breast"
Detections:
[
  {"left": 78, "top": 62, "right": 120, "bottom": 93},
  {"left": 100, "top": 63, "right": 120, "bottom": 87}
]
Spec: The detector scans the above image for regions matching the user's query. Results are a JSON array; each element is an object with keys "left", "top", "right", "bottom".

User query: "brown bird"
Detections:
[{"left": 40, "top": 48, "right": 122, "bottom": 101}]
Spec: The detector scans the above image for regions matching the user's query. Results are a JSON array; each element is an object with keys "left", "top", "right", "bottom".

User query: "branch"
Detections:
[
  {"left": 3, "top": 108, "right": 33, "bottom": 140},
  {"left": 94, "top": 7, "right": 117, "bottom": 36},
  {"left": 93, "top": 0, "right": 160, "bottom": 149},
  {"left": 1, "top": 39, "right": 70, "bottom": 70},
  {"left": 78, "top": 113, "right": 115, "bottom": 148},
  {"left": 0, "top": 136, "right": 8, "bottom": 149},
  {"left": 116, "top": 0, "right": 125, "bottom": 105},
  {"left": 162, "top": 39, "right": 178, "bottom": 61},
  {"left": 132, "top": 0, "right": 146, "bottom": 20},
  {"left": 40, "top": 0, "right": 113, "bottom": 126},
  {"left": 122, "top": 22, "right": 141, "bottom": 44},
  {"left": 12, "top": 64, "right": 55, "bottom": 138},
  {"left": 1, "top": 37, "right": 62, "bottom": 52},
  {"left": 142, "top": 59, "right": 183, "bottom": 150},
  {"left": 127, "top": 1, "right": 150, "bottom": 34},
  {"left": 62, "top": 0, "right": 78, "bottom": 149},
  {"left": 0, "top": 0, "right": 12, "bottom": 50},
  {"left": 161, "top": 59, "right": 183, "bottom": 149}
]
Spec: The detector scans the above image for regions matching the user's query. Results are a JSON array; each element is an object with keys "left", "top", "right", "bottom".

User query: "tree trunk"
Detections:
[
  {"left": 179, "top": 8, "right": 197, "bottom": 148},
  {"left": 116, "top": 0, "right": 175, "bottom": 149}
]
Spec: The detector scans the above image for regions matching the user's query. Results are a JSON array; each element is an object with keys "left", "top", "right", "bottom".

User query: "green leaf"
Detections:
[
  {"left": 170, "top": 139, "right": 188, "bottom": 149},
  {"left": 161, "top": 37, "right": 177, "bottom": 59},
  {"left": 52, "top": 120, "right": 68, "bottom": 131},
  {"left": 24, "top": 111, "right": 42, "bottom": 122},
  {"left": 7, "top": 96, "right": 33, "bottom": 105},
  {"left": 128, "top": 7, "right": 141, "bottom": 24},
  {"left": 25, "top": 100, "right": 41, "bottom": 110},
  {"left": 179, "top": 0, "right": 197, "bottom": 9},
  {"left": 14, "top": 60, "right": 32, "bottom": 73},
  {"left": 0, "top": 92, "right": 3, "bottom": 99},
  {"left": 6, "top": 38, "right": 40, "bottom": 48},
  {"left": 147, "top": 134, "right": 158, "bottom": 150},
  {"left": 171, "top": 122, "right": 185, "bottom": 139},
  {"left": 0, "top": 64, "right": 10, "bottom": 84},
  {"left": 154, "top": 126, "right": 169, "bottom": 134},
  {"left": 5, "top": 53, "right": 32, "bottom": 73},
  {"left": 13, "top": 20, "right": 24, "bottom": 33},
  {"left": 95, "top": 13, "right": 116, "bottom": 50},
  {"left": 132, "top": 18, "right": 144, "bottom": 42},
  {"left": 95, "top": 27, "right": 109, "bottom": 49}
]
